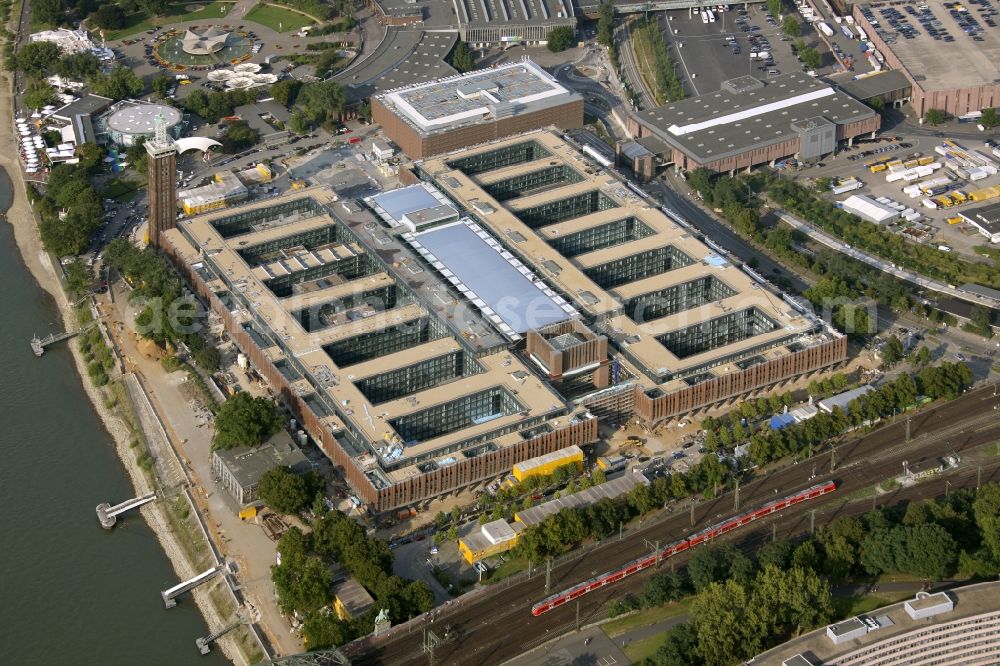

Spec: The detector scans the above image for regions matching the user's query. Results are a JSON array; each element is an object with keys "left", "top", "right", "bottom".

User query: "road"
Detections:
[
  {"left": 616, "top": 19, "right": 656, "bottom": 110},
  {"left": 649, "top": 175, "right": 811, "bottom": 293},
  {"left": 349, "top": 384, "right": 1000, "bottom": 664},
  {"left": 776, "top": 210, "right": 1000, "bottom": 311}
]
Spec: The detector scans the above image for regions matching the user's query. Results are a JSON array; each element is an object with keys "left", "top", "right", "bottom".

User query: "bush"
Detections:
[{"left": 924, "top": 108, "right": 947, "bottom": 125}]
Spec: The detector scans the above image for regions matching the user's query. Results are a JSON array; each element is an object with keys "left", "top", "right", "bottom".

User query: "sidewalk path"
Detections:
[{"left": 228, "top": 0, "right": 260, "bottom": 19}]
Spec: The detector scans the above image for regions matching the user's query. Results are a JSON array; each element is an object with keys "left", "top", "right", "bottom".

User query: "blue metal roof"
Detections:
[
  {"left": 412, "top": 221, "right": 573, "bottom": 336},
  {"left": 770, "top": 413, "right": 796, "bottom": 430}
]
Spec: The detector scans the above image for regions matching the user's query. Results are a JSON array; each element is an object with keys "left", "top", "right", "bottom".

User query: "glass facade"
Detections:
[
  {"left": 323, "top": 316, "right": 449, "bottom": 367},
  {"left": 264, "top": 254, "right": 380, "bottom": 298},
  {"left": 656, "top": 307, "right": 778, "bottom": 359},
  {"left": 625, "top": 276, "right": 736, "bottom": 323},
  {"left": 447, "top": 140, "right": 551, "bottom": 176},
  {"left": 388, "top": 386, "right": 522, "bottom": 443},
  {"left": 238, "top": 225, "right": 344, "bottom": 267},
  {"left": 547, "top": 216, "right": 656, "bottom": 258},
  {"left": 210, "top": 197, "right": 325, "bottom": 238},
  {"left": 584, "top": 245, "right": 694, "bottom": 290},
  {"left": 518, "top": 190, "right": 620, "bottom": 229},
  {"left": 355, "top": 350, "right": 483, "bottom": 404},
  {"left": 296, "top": 285, "right": 404, "bottom": 333},
  {"left": 484, "top": 165, "right": 583, "bottom": 202}
]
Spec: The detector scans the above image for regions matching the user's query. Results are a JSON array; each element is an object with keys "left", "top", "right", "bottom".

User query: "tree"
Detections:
[
  {"left": 752, "top": 565, "right": 833, "bottom": 640},
  {"left": 691, "top": 580, "right": 765, "bottom": 666},
  {"left": 648, "top": 623, "right": 703, "bottom": 666},
  {"left": 781, "top": 16, "right": 801, "bottom": 37},
  {"left": 151, "top": 74, "right": 173, "bottom": 98},
  {"left": 924, "top": 108, "right": 947, "bottom": 125},
  {"left": 24, "top": 81, "right": 58, "bottom": 111},
  {"left": 547, "top": 26, "right": 576, "bottom": 52},
  {"left": 981, "top": 107, "right": 1000, "bottom": 129},
  {"left": 16, "top": 41, "right": 62, "bottom": 77},
  {"left": 597, "top": 0, "right": 615, "bottom": 47},
  {"left": 297, "top": 81, "right": 345, "bottom": 125},
  {"left": 258, "top": 466, "right": 311, "bottom": 514},
  {"left": 301, "top": 611, "right": 352, "bottom": 649},
  {"left": 963, "top": 304, "right": 995, "bottom": 339},
  {"left": 450, "top": 40, "right": 475, "bottom": 73},
  {"left": 756, "top": 540, "right": 795, "bottom": 570},
  {"left": 75, "top": 142, "right": 104, "bottom": 174},
  {"left": 897, "top": 523, "right": 957, "bottom": 579},
  {"left": 91, "top": 5, "right": 126, "bottom": 29},
  {"left": 272, "top": 555, "right": 333, "bottom": 614},
  {"left": 973, "top": 484, "right": 1000, "bottom": 562},
  {"left": 33, "top": 0, "right": 64, "bottom": 26},
  {"left": 271, "top": 79, "right": 303, "bottom": 108},
  {"left": 799, "top": 47, "right": 822, "bottom": 70},
  {"left": 767, "top": 0, "right": 785, "bottom": 17},
  {"left": 90, "top": 65, "right": 145, "bottom": 101},
  {"left": 913, "top": 345, "right": 932, "bottom": 367},
  {"left": 882, "top": 334, "right": 904, "bottom": 368},
  {"left": 211, "top": 392, "right": 283, "bottom": 450},
  {"left": 868, "top": 95, "right": 886, "bottom": 114},
  {"left": 126, "top": 137, "right": 149, "bottom": 175},
  {"left": 221, "top": 120, "right": 260, "bottom": 153}
]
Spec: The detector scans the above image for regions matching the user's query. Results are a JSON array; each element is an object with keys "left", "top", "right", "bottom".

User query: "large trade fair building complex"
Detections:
[{"left": 160, "top": 129, "right": 846, "bottom": 513}]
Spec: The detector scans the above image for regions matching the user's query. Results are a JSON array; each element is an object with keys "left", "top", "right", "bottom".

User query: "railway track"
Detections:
[
  {"left": 617, "top": 20, "right": 657, "bottom": 110},
  {"left": 355, "top": 386, "right": 1000, "bottom": 664}
]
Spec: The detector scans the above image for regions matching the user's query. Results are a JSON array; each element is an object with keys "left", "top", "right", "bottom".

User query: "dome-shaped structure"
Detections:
[
  {"left": 234, "top": 62, "right": 261, "bottom": 74},
  {"left": 207, "top": 69, "right": 233, "bottom": 82},
  {"left": 226, "top": 75, "right": 254, "bottom": 89}
]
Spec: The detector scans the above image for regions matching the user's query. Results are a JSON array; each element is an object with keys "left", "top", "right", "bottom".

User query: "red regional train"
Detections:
[{"left": 530, "top": 481, "right": 837, "bottom": 616}]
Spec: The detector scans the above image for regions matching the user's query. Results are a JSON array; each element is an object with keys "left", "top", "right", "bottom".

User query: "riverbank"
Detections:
[{"left": 0, "top": 76, "right": 248, "bottom": 663}]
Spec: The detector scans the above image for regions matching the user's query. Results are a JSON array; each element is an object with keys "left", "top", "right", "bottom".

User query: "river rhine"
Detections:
[{"left": 0, "top": 168, "right": 228, "bottom": 664}]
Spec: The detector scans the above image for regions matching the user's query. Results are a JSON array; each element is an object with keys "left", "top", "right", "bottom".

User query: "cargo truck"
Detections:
[{"left": 818, "top": 21, "right": 834, "bottom": 37}]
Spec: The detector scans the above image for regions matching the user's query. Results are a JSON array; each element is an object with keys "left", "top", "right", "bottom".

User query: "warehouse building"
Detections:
[
  {"left": 754, "top": 582, "right": 1000, "bottom": 666},
  {"left": 372, "top": 59, "right": 584, "bottom": 159},
  {"left": 631, "top": 74, "right": 880, "bottom": 173},
  {"left": 415, "top": 130, "right": 847, "bottom": 424},
  {"left": 839, "top": 194, "right": 900, "bottom": 225},
  {"left": 452, "top": 0, "right": 577, "bottom": 46},
  {"left": 853, "top": 1, "right": 1000, "bottom": 117},
  {"left": 162, "top": 187, "right": 597, "bottom": 514},
  {"left": 210, "top": 433, "right": 311, "bottom": 506},
  {"left": 958, "top": 201, "right": 1000, "bottom": 243}
]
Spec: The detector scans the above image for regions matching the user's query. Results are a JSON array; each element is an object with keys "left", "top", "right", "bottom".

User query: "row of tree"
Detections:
[
  {"left": 768, "top": 176, "right": 1000, "bottom": 290},
  {"left": 268, "top": 79, "right": 347, "bottom": 132},
  {"left": 686, "top": 169, "right": 953, "bottom": 338},
  {"left": 272, "top": 504, "right": 435, "bottom": 649},
  {"left": 32, "top": 163, "right": 104, "bottom": 257},
  {"left": 102, "top": 238, "right": 222, "bottom": 372},
  {"left": 642, "top": 483, "right": 1000, "bottom": 665},
  {"left": 636, "top": 19, "right": 684, "bottom": 104}
]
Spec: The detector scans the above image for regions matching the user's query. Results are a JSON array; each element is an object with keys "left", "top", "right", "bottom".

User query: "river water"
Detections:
[{"left": 0, "top": 168, "right": 228, "bottom": 665}]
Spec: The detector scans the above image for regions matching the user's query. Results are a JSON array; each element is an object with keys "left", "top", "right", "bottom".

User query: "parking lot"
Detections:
[
  {"left": 658, "top": 4, "right": 805, "bottom": 95},
  {"left": 797, "top": 132, "right": 1000, "bottom": 259}
]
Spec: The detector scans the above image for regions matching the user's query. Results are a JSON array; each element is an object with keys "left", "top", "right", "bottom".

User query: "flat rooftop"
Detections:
[
  {"left": 165, "top": 186, "right": 584, "bottom": 486},
  {"left": 754, "top": 581, "right": 1000, "bottom": 665},
  {"left": 856, "top": 1, "right": 1000, "bottom": 92},
  {"left": 637, "top": 73, "right": 877, "bottom": 162},
  {"left": 960, "top": 201, "right": 1000, "bottom": 234},
  {"left": 105, "top": 102, "right": 182, "bottom": 134},
  {"left": 420, "top": 130, "right": 829, "bottom": 387},
  {"left": 376, "top": 60, "right": 581, "bottom": 136},
  {"left": 336, "top": 30, "right": 457, "bottom": 102},
  {"left": 836, "top": 69, "right": 912, "bottom": 101},
  {"left": 453, "top": 0, "right": 575, "bottom": 26}
]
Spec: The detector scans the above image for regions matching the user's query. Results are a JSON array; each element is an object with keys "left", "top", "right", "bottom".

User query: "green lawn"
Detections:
[
  {"left": 602, "top": 598, "right": 693, "bottom": 638},
  {"left": 244, "top": 4, "right": 316, "bottom": 32},
  {"left": 831, "top": 591, "right": 913, "bottom": 619},
  {"left": 624, "top": 632, "right": 667, "bottom": 663},
  {"left": 103, "top": 2, "right": 235, "bottom": 41}
]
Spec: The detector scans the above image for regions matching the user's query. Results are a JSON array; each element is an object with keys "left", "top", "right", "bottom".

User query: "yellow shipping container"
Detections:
[
  {"left": 869, "top": 163, "right": 888, "bottom": 173},
  {"left": 917, "top": 156, "right": 935, "bottom": 166},
  {"left": 239, "top": 506, "right": 258, "bottom": 520},
  {"left": 946, "top": 216, "right": 963, "bottom": 225},
  {"left": 511, "top": 445, "right": 584, "bottom": 482}
]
